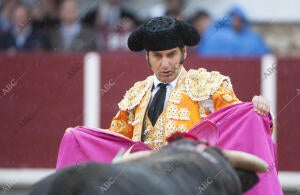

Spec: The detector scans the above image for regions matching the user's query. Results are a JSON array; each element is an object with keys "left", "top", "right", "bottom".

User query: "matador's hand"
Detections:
[{"left": 252, "top": 95, "right": 270, "bottom": 116}]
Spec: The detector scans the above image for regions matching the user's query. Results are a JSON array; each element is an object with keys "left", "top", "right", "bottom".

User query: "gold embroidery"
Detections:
[
  {"left": 155, "top": 115, "right": 165, "bottom": 131},
  {"left": 132, "top": 90, "right": 152, "bottom": 139},
  {"left": 136, "top": 112, "right": 143, "bottom": 122},
  {"left": 140, "top": 99, "right": 148, "bottom": 108},
  {"left": 165, "top": 120, "right": 176, "bottom": 137},
  {"left": 126, "top": 68, "right": 236, "bottom": 150},
  {"left": 178, "top": 124, "right": 187, "bottom": 132},
  {"left": 143, "top": 128, "right": 151, "bottom": 136},
  {"left": 167, "top": 105, "right": 179, "bottom": 119},
  {"left": 185, "top": 68, "right": 231, "bottom": 101},
  {"left": 132, "top": 136, "right": 139, "bottom": 141},
  {"left": 141, "top": 114, "right": 167, "bottom": 150},
  {"left": 198, "top": 102, "right": 207, "bottom": 118},
  {"left": 128, "top": 110, "right": 135, "bottom": 124},
  {"left": 130, "top": 119, "right": 141, "bottom": 126},
  {"left": 222, "top": 94, "right": 233, "bottom": 102},
  {"left": 169, "top": 91, "right": 182, "bottom": 104},
  {"left": 111, "top": 120, "right": 127, "bottom": 129},
  {"left": 223, "top": 81, "right": 233, "bottom": 90},
  {"left": 144, "top": 127, "right": 151, "bottom": 137},
  {"left": 144, "top": 140, "right": 151, "bottom": 145},
  {"left": 144, "top": 140, "right": 164, "bottom": 150},
  {"left": 118, "top": 76, "right": 153, "bottom": 110},
  {"left": 143, "top": 121, "right": 152, "bottom": 141},
  {"left": 179, "top": 108, "right": 190, "bottom": 120},
  {"left": 154, "top": 139, "right": 164, "bottom": 144},
  {"left": 153, "top": 130, "right": 164, "bottom": 141}
]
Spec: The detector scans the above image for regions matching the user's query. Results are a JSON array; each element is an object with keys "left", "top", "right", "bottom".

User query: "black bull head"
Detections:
[{"left": 29, "top": 135, "right": 267, "bottom": 195}]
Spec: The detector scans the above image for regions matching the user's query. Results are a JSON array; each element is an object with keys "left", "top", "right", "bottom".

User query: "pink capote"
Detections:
[
  {"left": 56, "top": 126, "right": 152, "bottom": 167},
  {"left": 189, "top": 102, "right": 283, "bottom": 195},
  {"left": 56, "top": 102, "right": 283, "bottom": 195}
]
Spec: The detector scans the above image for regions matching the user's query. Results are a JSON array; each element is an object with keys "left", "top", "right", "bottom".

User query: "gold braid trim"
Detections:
[
  {"left": 185, "top": 68, "right": 232, "bottom": 101},
  {"left": 118, "top": 76, "right": 153, "bottom": 111}
]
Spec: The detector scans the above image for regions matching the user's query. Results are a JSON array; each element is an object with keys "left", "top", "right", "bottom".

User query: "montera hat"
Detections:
[{"left": 127, "top": 16, "right": 200, "bottom": 52}]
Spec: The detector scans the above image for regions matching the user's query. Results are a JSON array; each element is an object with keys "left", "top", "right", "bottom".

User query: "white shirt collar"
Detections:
[{"left": 153, "top": 67, "right": 182, "bottom": 89}]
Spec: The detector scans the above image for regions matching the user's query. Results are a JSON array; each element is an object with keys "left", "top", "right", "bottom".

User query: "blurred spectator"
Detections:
[
  {"left": 165, "top": 9, "right": 184, "bottom": 21},
  {"left": 187, "top": 10, "right": 211, "bottom": 53},
  {"left": 90, "top": 0, "right": 138, "bottom": 51},
  {"left": 0, "top": 0, "right": 19, "bottom": 33},
  {"left": 81, "top": 7, "right": 98, "bottom": 28},
  {"left": 49, "top": 0, "right": 96, "bottom": 52},
  {"left": 31, "top": 0, "right": 60, "bottom": 33},
  {"left": 149, "top": 0, "right": 185, "bottom": 18},
  {"left": 97, "top": 10, "right": 139, "bottom": 51},
  {"left": 198, "top": 6, "right": 270, "bottom": 57},
  {"left": 188, "top": 10, "right": 211, "bottom": 40},
  {"left": 97, "top": 0, "right": 135, "bottom": 30},
  {"left": 0, "top": 4, "right": 50, "bottom": 51}
]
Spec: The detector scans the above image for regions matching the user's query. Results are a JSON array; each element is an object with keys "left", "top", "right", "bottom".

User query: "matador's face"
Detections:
[{"left": 146, "top": 47, "right": 187, "bottom": 83}]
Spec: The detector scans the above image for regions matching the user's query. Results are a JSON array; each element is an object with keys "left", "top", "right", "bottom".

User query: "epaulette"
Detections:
[
  {"left": 185, "top": 68, "right": 231, "bottom": 101},
  {"left": 118, "top": 76, "right": 153, "bottom": 111}
]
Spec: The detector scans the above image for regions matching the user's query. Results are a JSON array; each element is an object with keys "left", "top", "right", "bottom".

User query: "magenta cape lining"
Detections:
[{"left": 56, "top": 102, "right": 283, "bottom": 195}]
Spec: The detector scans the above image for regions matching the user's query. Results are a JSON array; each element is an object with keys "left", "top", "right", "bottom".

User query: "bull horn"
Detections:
[
  {"left": 112, "top": 150, "right": 153, "bottom": 163},
  {"left": 223, "top": 150, "right": 268, "bottom": 173}
]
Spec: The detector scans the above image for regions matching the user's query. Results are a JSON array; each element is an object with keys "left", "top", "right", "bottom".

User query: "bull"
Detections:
[{"left": 28, "top": 133, "right": 267, "bottom": 195}]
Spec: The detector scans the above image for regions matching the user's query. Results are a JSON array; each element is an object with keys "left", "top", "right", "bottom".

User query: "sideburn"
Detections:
[{"left": 179, "top": 48, "right": 184, "bottom": 64}]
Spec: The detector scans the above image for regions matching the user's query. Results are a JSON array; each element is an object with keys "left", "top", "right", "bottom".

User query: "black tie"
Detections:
[{"left": 148, "top": 83, "right": 168, "bottom": 126}]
